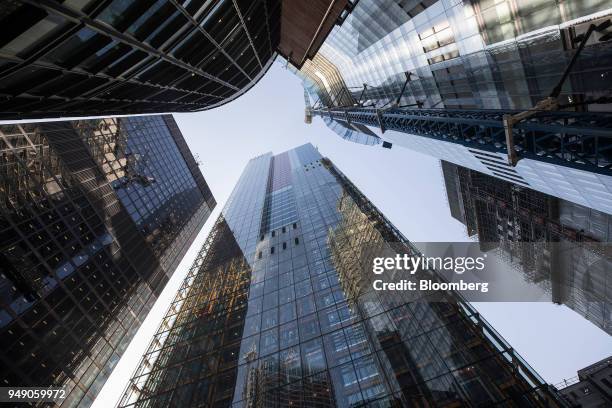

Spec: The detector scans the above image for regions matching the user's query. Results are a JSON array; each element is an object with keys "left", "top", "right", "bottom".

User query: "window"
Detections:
[
  {"left": 293, "top": 223, "right": 297, "bottom": 229},
  {"left": 419, "top": 21, "right": 455, "bottom": 53},
  {"left": 294, "top": 237, "right": 299, "bottom": 245},
  {"left": 282, "top": 226, "right": 286, "bottom": 233},
  {"left": 262, "top": 309, "right": 278, "bottom": 330},
  {"left": 279, "top": 302, "right": 296, "bottom": 324},
  {"left": 282, "top": 242, "right": 287, "bottom": 250},
  {"left": 1, "top": 14, "right": 64, "bottom": 57},
  {"left": 341, "top": 365, "right": 357, "bottom": 386},
  {"left": 270, "top": 246, "right": 274, "bottom": 254},
  {"left": 258, "top": 251, "right": 262, "bottom": 259},
  {"left": 272, "top": 230, "right": 275, "bottom": 237},
  {"left": 280, "top": 321, "right": 299, "bottom": 348}
]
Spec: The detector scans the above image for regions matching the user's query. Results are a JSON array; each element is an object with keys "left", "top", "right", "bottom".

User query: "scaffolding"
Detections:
[{"left": 449, "top": 164, "right": 611, "bottom": 334}]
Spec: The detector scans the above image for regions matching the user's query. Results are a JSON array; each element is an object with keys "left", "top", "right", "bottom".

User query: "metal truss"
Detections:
[{"left": 315, "top": 107, "right": 612, "bottom": 176}]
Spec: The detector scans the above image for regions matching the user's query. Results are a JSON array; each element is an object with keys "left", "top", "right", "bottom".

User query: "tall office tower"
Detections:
[
  {"left": 0, "top": 0, "right": 351, "bottom": 120},
  {"left": 290, "top": 0, "right": 612, "bottom": 216},
  {"left": 0, "top": 115, "right": 215, "bottom": 407},
  {"left": 119, "top": 143, "right": 566, "bottom": 408},
  {"left": 441, "top": 160, "right": 611, "bottom": 335},
  {"left": 557, "top": 356, "right": 612, "bottom": 408}
]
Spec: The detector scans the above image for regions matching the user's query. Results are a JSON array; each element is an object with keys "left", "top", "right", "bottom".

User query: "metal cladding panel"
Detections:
[{"left": 278, "top": 0, "right": 350, "bottom": 68}]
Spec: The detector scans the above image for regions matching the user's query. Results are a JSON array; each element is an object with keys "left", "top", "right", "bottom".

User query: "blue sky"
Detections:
[{"left": 92, "top": 61, "right": 611, "bottom": 407}]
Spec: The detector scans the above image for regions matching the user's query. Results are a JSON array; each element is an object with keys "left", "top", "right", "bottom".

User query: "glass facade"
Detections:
[
  {"left": 291, "top": 0, "right": 612, "bottom": 143},
  {"left": 0, "top": 115, "right": 215, "bottom": 407},
  {"left": 441, "top": 160, "right": 611, "bottom": 335},
  {"left": 289, "top": 0, "right": 612, "bottom": 228},
  {"left": 75, "top": 115, "right": 215, "bottom": 274},
  {"left": 0, "top": 0, "right": 281, "bottom": 119},
  {"left": 119, "top": 143, "right": 566, "bottom": 407}
]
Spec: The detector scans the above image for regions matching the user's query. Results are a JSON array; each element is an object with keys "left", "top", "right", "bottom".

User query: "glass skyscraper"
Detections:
[
  {"left": 119, "top": 143, "right": 566, "bottom": 407},
  {"left": 290, "top": 0, "right": 612, "bottom": 217},
  {"left": 0, "top": 115, "right": 215, "bottom": 407}
]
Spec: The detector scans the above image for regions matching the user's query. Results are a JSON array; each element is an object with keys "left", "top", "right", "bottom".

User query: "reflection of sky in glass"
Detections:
[
  {"left": 113, "top": 116, "right": 198, "bottom": 226},
  {"left": 299, "top": 0, "right": 612, "bottom": 112}
]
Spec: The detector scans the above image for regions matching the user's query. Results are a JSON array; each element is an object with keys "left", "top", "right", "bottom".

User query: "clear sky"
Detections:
[{"left": 92, "top": 62, "right": 611, "bottom": 407}]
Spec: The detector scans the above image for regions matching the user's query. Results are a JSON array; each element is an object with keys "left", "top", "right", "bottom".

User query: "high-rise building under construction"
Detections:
[
  {"left": 292, "top": 0, "right": 612, "bottom": 216},
  {"left": 441, "top": 160, "right": 611, "bottom": 335}
]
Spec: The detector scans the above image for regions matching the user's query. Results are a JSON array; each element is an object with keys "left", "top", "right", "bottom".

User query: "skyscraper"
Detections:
[
  {"left": 0, "top": 0, "right": 351, "bottom": 120},
  {"left": 118, "top": 143, "right": 566, "bottom": 407},
  {"left": 291, "top": 0, "right": 612, "bottom": 216},
  {"left": 441, "top": 160, "right": 611, "bottom": 335},
  {"left": 297, "top": 0, "right": 612, "bottom": 112},
  {"left": 0, "top": 115, "right": 215, "bottom": 407}
]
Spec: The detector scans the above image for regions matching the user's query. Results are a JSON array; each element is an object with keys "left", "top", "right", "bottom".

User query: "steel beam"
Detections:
[{"left": 314, "top": 107, "right": 612, "bottom": 176}]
